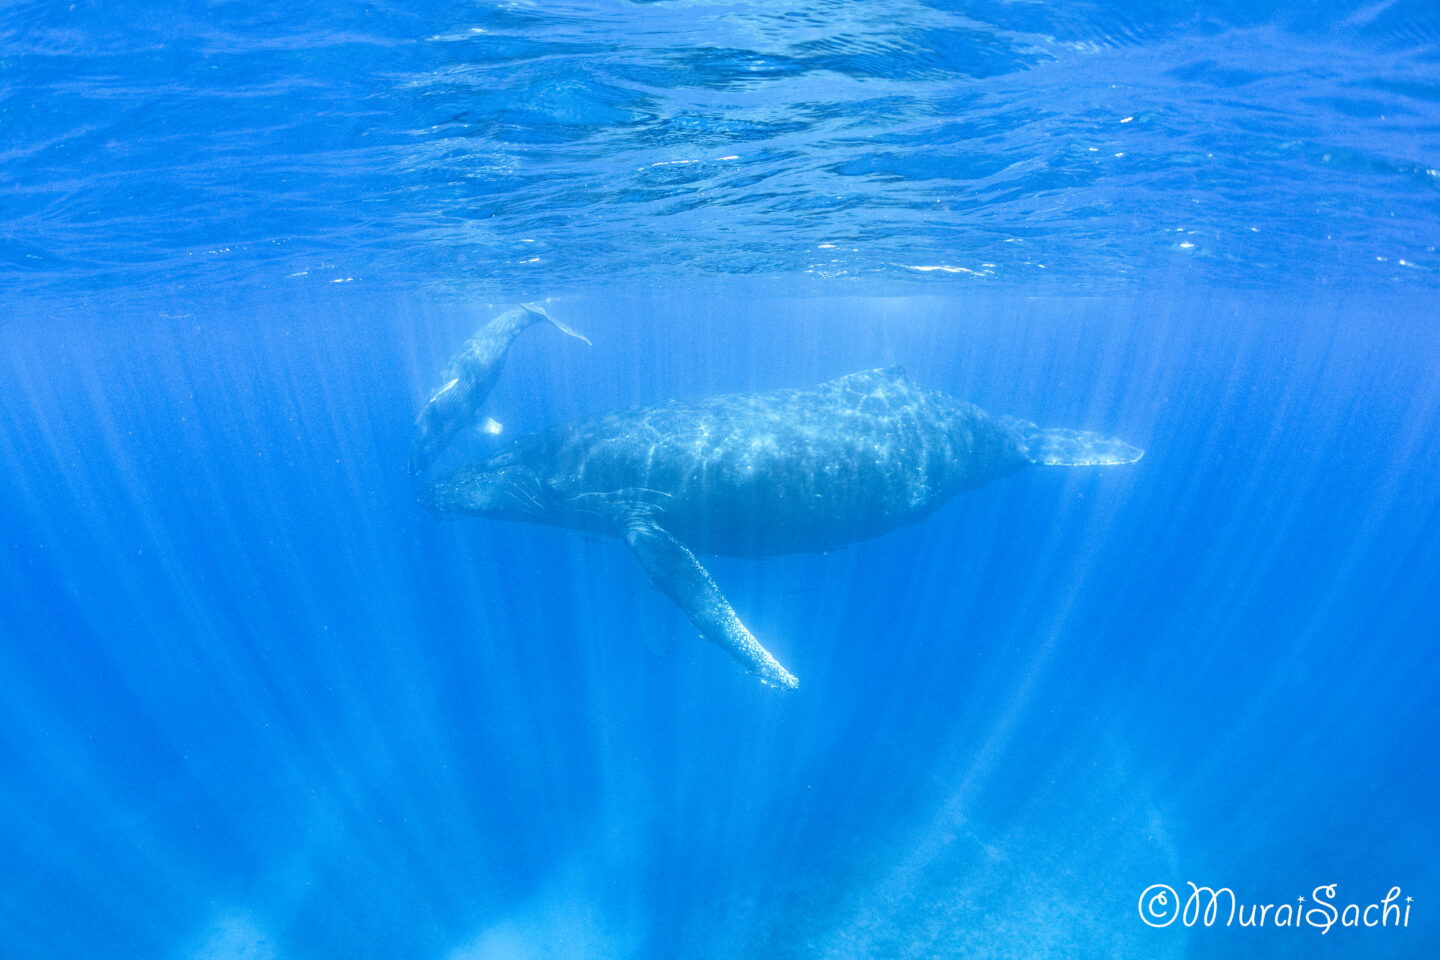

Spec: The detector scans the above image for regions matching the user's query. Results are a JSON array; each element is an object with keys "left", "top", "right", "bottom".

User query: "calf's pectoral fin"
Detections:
[{"left": 621, "top": 518, "right": 798, "bottom": 690}]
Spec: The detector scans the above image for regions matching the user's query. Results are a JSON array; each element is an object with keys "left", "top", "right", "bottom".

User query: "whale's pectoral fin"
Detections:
[
  {"left": 1000, "top": 416, "right": 1144, "bottom": 466},
  {"left": 620, "top": 517, "right": 798, "bottom": 690}
]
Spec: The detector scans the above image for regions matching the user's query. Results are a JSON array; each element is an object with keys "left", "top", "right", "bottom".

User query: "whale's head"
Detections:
[{"left": 417, "top": 447, "right": 552, "bottom": 523}]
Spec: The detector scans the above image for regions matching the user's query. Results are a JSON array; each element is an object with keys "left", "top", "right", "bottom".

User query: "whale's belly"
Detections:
[{"left": 546, "top": 375, "right": 1025, "bottom": 556}]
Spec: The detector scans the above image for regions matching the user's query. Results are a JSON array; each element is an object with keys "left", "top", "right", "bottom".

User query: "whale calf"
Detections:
[
  {"left": 418, "top": 367, "right": 1142, "bottom": 690},
  {"left": 410, "top": 303, "right": 589, "bottom": 475}
]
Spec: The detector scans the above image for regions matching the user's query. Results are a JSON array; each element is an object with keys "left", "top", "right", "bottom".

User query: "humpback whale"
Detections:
[
  {"left": 417, "top": 365, "right": 1143, "bottom": 690},
  {"left": 410, "top": 302, "right": 589, "bottom": 475}
]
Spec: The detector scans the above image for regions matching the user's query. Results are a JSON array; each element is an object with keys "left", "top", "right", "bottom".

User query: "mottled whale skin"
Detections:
[{"left": 419, "top": 368, "right": 1143, "bottom": 690}]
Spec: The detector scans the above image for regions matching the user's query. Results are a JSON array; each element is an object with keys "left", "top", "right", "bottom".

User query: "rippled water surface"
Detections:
[{"left": 5, "top": 0, "right": 1440, "bottom": 297}]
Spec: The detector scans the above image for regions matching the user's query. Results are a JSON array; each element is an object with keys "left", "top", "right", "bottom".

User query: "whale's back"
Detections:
[{"left": 541, "top": 368, "right": 1025, "bottom": 556}]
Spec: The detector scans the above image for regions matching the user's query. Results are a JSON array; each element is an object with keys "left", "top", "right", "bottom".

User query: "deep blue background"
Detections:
[
  {"left": 2, "top": 0, "right": 1439, "bottom": 956},
  {"left": 2, "top": 286, "right": 1436, "bottom": 958}
]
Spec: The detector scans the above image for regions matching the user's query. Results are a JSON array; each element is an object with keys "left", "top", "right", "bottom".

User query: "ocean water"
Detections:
[{"left": 2, "top": 2, "right": 1438, "bottom": 958}]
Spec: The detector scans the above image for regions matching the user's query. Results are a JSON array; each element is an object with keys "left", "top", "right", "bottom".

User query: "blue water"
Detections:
[{"left": 3, "top": 2, "right": 1438, "bottom": 958}]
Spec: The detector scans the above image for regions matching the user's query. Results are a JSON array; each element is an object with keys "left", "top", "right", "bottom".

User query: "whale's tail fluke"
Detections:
[
  {"left": 522, "top": 301, "right": 591, "bottom": 345},
  {"left": 1001, "top": 416, "right": 1144, "bottom": 466}
]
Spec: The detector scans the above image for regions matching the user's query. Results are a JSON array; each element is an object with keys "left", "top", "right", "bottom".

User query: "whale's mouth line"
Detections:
[{"left": 416, "top": 462, "right": 553, "bottom": 522}]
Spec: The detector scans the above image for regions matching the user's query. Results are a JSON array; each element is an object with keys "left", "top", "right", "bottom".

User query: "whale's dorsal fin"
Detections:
[
  {"left": 619, "top": 515, "right": 798, "bottom": 690},
  {"left": 831, "top": 365, "right": 911, "bottom": 393},
  {"left": 860, "top": 364, "right": 909, "bottom": 382}
]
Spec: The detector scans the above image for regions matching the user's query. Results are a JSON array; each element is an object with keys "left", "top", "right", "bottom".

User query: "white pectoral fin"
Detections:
[{"left": 622, "top": 518, "right": 798, "bottom": 690}]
